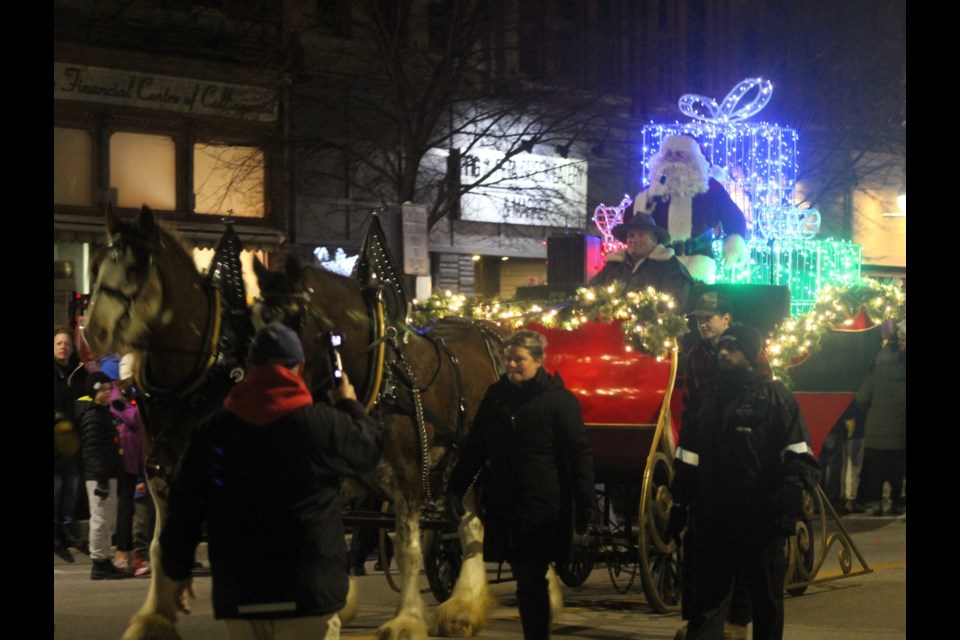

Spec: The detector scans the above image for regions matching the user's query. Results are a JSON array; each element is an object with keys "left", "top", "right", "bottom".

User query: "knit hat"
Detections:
[
  {"left": 247, "top": 323, "right": 304, "bottom": 367},
  {"left": 85, "top": 371, "right": 114, "bottom": 397},
  {"left": 717, "top": 325, "right": 762, "bottom": 366}
]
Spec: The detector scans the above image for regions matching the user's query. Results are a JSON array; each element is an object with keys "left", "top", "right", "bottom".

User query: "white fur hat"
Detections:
[{"left": 658, "top": 135, "right": 707, "bottom": 164}]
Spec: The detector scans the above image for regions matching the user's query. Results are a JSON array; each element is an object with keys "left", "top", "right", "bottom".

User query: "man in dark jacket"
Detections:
[
  {"left": 669, "top": 325, "right": 819, "bottom": 640},
  {"left": 447, "top": 330, "right": 596, "bottom": 640},
  {"left": 54, "top": 326, "right": 88, "bottom": 560},
  {"left": 160, "top": 323, "right": 382, "bottom": 639},
  {"left": 589, "top": 212, "right": 693, "bottom": 308}
]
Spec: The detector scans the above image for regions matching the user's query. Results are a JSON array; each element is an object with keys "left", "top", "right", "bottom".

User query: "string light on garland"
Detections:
[
  {"left": 766, "top": 278, "right": 906, "bottom": 386},
  {"left": 411, "top": 282, "right": 688, "bottom": 360}
]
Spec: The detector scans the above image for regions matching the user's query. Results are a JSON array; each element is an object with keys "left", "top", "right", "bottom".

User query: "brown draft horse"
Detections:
[{"left": 84, "top": 205, "right": 507, "bottom": 640}]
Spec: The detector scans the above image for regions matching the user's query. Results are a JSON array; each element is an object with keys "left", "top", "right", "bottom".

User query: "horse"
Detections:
[{"left": 83, "top": 205, "right": 507, "bottom": 640}]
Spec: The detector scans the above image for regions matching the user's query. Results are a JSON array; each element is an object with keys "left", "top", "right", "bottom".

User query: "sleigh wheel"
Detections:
[
  {"left": 556, "top": 553, "right": 594, "bottom": 587},
  {"left": 423, "top": 528, "right": 463, "bottom": 603},
  {"left": 637, "top": 450, "right": 682, "bottom": 613}
]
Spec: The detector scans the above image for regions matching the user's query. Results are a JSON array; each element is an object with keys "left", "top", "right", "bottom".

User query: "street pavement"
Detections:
[{"left": 54, "top": 513, "right": 905, "bottom": 639}]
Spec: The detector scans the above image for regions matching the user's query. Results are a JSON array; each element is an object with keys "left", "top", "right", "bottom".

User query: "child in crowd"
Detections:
[{"left": 76, "top": 371, "right": 130, "bottom": 580}]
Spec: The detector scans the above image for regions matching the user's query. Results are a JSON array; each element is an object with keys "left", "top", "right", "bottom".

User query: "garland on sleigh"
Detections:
[
  {"left": 411, "top": 281, "right": 688, "bottom": 360},
  {"left": 766, "top": 278, "right": 906, "bottom": 386}
]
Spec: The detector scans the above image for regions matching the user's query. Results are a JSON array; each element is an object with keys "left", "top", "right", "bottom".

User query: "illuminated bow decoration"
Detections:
[{"left": 678, "top": 77, "right": 774, "bottom": 123}]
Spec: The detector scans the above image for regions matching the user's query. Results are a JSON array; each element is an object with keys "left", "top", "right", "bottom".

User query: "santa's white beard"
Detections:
[{"left": 650, "top": 159, "right": 709, "bottom": 199}]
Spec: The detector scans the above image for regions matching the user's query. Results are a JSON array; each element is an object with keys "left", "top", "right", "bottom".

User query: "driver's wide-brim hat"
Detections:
[{"left": 611, "top": 212, "right": 671, "bottom": 245}]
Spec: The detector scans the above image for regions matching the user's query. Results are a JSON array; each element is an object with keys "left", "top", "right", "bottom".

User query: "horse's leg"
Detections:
[
  {"left": 122, "top": 476, "right": 182, "bottom": 640},
  {"left": 547, "top": 565, "right": 563, "bottom": 625},
  {"left": 375, "top": 494, "right": 429, "bottom": 640},
  {"left": 431, "top": 491, "right": 495, "bottom": 637}
]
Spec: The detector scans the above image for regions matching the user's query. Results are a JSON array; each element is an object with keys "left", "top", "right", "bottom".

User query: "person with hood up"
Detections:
[
  {"left": 160, "top": 322, "right": 382, "bottom": 640},
  {"left": 446, "top": 330, "right": 597, "bottom": 640}
]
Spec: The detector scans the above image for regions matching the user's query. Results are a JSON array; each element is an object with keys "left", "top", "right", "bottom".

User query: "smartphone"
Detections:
[{"left": 323, "top": 331, "right": 345, "bottom": 388}]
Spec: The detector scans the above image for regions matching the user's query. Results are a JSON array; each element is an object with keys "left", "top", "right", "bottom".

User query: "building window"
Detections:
[
  {"left": 109, "top": 132, "right": 177, "bottom": 210},
  {"left": 54, "top": 127, "right": 94, "bottom": 206},
  {"left": 193, "top": 143, "right": 265, "bottom": 218}
]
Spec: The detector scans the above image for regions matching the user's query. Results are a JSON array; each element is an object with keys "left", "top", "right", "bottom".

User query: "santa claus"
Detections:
[{"left": 631, "top": 135, "right": 748, "bottom": 284}]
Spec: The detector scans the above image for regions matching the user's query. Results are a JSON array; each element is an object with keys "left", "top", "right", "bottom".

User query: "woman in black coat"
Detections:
[{"left": 447, "top": 330, "right": 596, "bottom": 640}]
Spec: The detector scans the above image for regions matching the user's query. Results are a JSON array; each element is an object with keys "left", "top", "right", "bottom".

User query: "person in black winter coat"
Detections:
[
  {"left": 668, "top": 325, "right": 820, "bottom": 640},
  {"left": 76, "top": 370, "right": 129, "bottom": 580},
  {"left": 447, "top": 330, "right": 597, "bottom": 640},
  {"left": 160, "top": 323, "right": 382, "bottom": 639},
  {"left": 589, "top": 213, "right": 693, "bottom": 308},
  {"left": 54, "top": 326, "right": 88, "bottom": 559}
]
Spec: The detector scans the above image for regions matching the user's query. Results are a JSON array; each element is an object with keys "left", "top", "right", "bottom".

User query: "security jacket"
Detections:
[{"left": 672, "top": 369, "right": 819, "bottom": 535}]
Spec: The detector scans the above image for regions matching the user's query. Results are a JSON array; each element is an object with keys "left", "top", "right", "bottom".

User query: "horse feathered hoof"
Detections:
[
  {"left": 430, "top": 591, "right": 496, "bottom": 638},
  {"left": 375, "top": 612, "right": 429, "bottom": 640},
  {"left": 122, "top": 613, "right": 181, "bottom": 640}
]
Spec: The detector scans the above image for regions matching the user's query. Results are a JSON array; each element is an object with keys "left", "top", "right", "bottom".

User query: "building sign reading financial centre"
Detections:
[
  {"left": 53, "top": 63, "right": 277, "bottom": 122},
  {"left": 457, "top": 148, "right": 587, "bottom": 228}
]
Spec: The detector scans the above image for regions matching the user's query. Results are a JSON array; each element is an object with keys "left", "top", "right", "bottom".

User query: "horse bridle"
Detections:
[{"left": 93, "top": 232, "right": 159, "bottom": 320}]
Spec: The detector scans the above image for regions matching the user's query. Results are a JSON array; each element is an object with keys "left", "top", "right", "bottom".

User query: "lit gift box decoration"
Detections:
[{"left": 636, "top": 78, "right": 862, "bottom": 316}]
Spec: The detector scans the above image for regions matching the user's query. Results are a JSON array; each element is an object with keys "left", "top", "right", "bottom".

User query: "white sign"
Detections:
[
  {"left": 54, "top": 63, "right": 278, "bottom": 122},
  {"left": 457, "top": 148, "right": 588, "bottom": 227},
  {"left": 402, "top": 203, "right": 430, "bottom": 276}
]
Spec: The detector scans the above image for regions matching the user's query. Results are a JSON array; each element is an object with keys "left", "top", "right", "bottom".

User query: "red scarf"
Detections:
[{"left": 223, "top": 365, "right": 313, "bottom": 426}]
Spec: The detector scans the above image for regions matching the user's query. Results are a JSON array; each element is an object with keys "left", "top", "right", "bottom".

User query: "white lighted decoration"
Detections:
[
  {"left": 755, "top": 205, "right": 822, "bottom": 241},
  {"left": 678, "top": 77, "right": 774, "bottom": 124}
]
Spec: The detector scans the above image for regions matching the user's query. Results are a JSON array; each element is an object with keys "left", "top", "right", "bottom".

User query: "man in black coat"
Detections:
[
  {"left": 668, "top": 325, "right": 820, "bottom": 640},
  {"left": 54, "top": 326, "right": 88, "bottom": 560},
  {"left": 160, "top": 323, "right": 382, "bottom": 638},
  {"left": 589, "top": 212, "right": 693, "bottom": 308}
]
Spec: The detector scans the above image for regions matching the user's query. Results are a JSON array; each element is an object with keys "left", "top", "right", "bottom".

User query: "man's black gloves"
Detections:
[
  {"left": 666, "top": 504, "right": 687, "bottom": 547},
  {"left": 445, "top": 491, "right": 466, "bottom": 523},
  {"left": 94, "top": 482, "right": 110, "bottom": 500},
  {"left": 777, "top": 482, "right": 806, "bottom": 536}
]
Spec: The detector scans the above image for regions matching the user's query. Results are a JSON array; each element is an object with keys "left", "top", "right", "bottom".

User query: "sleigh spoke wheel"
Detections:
[
  {"left": 423, "top": 528, "right": 462, "bottom": 603},
  {"left": 638, "top": 451, "right": 682, "bottom": 612}
]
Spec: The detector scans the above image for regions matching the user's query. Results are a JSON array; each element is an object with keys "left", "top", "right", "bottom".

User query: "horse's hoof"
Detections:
[
  {"left": 375, "top": 613, "right": 429, "bottom": 640},
  {"left": 122, "top": 613, "right": 181, "bottom": 640},
  {"left": 431, "top": 596, "right": 494, "bottom": 638}
]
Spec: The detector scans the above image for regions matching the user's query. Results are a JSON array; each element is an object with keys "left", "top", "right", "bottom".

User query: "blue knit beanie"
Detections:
[{"left": 247, "top": 323, "right": 304, "bottom": 367}]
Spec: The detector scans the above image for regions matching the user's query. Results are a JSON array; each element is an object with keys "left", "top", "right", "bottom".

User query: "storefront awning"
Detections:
[{"left": 53, "top": 214, "right": 286, "bottom": 252}]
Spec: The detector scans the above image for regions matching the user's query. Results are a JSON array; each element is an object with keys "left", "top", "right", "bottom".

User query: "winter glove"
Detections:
[
  {"left": 777, "top": 482, "right": 805, "bottom": 536},
  {"left": 781, "top": 482, "right": 805, "bottom": 520},
  {"left": 666, "top": 504, "right": 687, "bottom": 547},
  {"left": 53, "top": 413, "right": 79, "bottom": 458},
  {"left": 445, "top": 491, "right": 466, "bottom": 523},
  {"left": 94, "top": 482, "right": 110, "bottom": 500}
]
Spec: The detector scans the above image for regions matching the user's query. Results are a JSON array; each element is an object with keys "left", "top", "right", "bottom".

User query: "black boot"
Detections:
[
  {"left": 54, "top": 526, "right": 75, "bottom": 563},
  {"left": 91, "top": 558, "right": 130, "bottom": 580}
]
